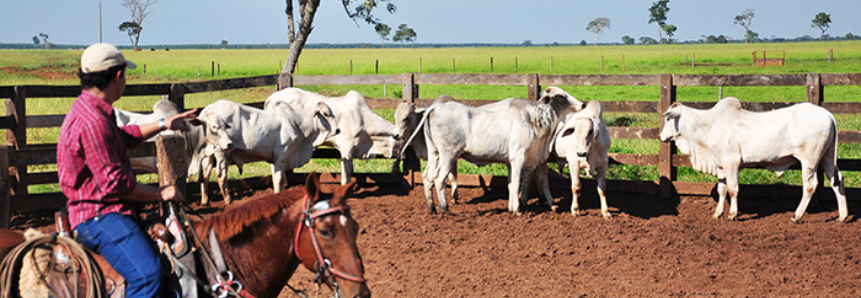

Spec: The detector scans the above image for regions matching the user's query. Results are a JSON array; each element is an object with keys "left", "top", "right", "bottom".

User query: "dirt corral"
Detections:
[{"left": 11, "top": 178, "right": 861, "bottom": 297}]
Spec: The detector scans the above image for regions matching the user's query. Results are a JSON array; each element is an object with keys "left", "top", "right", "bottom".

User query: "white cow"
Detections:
[
  {"left": 401, "top": 87, "right": 583, "bottom": 214},
  {"left": 189, "top": 99, "right": 338, "bottom": 205},
  {"left": 392, "top": 97, "right": 459, "bottom": 202},
  {"left": 114, "top": 97, "right": 181, "bottom": 173},
  {"left": 264, "top": 88, "right": 398, "bottom": 185},
  {"left": 551, "top": 100, "right": 612, "bottom": 219},
  {"left": 659, "top": 97, "right": 848, "bottom": 222}
]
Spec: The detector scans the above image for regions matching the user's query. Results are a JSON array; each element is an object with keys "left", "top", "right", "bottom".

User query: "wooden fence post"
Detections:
[
  {"left": 169, "top": 83, "right": 186, "bottom": 112},
  {"left": 659, "top": 74, "right": 677, "bottom": 199},
  {"left": 277, "top": 72, "right": 294, "bottom": 91},
  {"left": 402, "top": 73, "right": 417, "bottom": 103},
  {"left": 807, "top": 72, "right": 825, "bottom": 203},
  {"left": 10, "top": 87, "right": 26, "bottom": 197},
  {"left": 211, "top": 61, "right": 215, "bottom": 77},
  {"left": 401, "top": 73, "right": 420, "bottom": 186},
  {"left": 0, "top": 146, "right": 9, "bottom": 229},
  {"left": 156, "top": 135, "right": 188, "bottom": 201},
  {"left": 527, "top": 74, "right": 541, "bottom": 101},
  {"left": 490, "top": 57, "right": 493, "bottom": 73}
]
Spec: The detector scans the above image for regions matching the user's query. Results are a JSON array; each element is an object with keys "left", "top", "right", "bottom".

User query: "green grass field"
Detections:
[{"left": 3, "top": 41, "right": 861, "bottom": 193}]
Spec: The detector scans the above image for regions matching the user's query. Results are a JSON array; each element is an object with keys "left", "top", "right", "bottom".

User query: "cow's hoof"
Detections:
[
  {"left": 571, "top": 210, "right": 581, "bottom": 217},
  {"left": 837, "top": 216, "right": 848, "bottom": 223},
  {"left": 602, "top": 213, "right": 612, "bottom": 220},
  {"left": 790, "top": 216, "right": 802, "bottom": 223},
  {"left": 550, "top": 205, "right": 558, "bottom": 212},
  {"left": 515, "top": 211, "right": 523, "bottom": 216},
  {"left": 712, "top": 214, "right": 722, "bottom": 220},
  {"left": 727, "top": 212, "right": 738, "bottom": 221}
]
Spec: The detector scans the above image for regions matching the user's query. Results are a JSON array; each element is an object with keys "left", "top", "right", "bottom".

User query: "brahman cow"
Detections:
[
  {"left": 114, "top": 97, "right": 181, "bottom": 173},
  {"left": 659, "top": 97, "right": 848, "bottom": 222},
  {"left": 189, "top": 99, "right": 338, "bottom": 205},
  {"left": 264, "top": 88, "right": 398, "bottom": 185},
  {"left": 551, "top": 100, "right": 612, "bottom": 219},
  {"left": 402, "top": 87, "right": 583, "bottom": 214}
]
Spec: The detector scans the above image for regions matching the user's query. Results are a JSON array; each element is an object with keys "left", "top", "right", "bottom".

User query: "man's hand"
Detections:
[
  {"left": 166, "top": 109, "right": 198, "bottom": 132},
  {"left": 159, "top": 185, "right": 183, "bottom": 203}
]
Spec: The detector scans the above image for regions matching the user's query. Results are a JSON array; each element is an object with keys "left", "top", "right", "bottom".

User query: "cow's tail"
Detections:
[{"left": 397, "top": 105, "right": 436, "bottom": 160}]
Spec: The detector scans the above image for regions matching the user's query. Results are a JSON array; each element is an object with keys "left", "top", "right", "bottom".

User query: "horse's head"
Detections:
[{"left": 295, "top": 172, "right": 370, "bottom": 298}]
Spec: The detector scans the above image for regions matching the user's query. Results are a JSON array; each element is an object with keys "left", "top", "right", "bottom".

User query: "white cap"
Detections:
[{"left": 80, "top": 43, "right": 137, "bottom": 73}]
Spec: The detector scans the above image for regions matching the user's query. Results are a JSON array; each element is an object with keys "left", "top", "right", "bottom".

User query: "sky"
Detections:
[{"left": 1, "top": 0, "right": 859, "bottom": 46}]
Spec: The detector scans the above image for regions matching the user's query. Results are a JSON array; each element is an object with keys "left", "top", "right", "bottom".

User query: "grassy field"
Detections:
[{"left": 3, "top": 41, "right": 861, "bottom": 193}]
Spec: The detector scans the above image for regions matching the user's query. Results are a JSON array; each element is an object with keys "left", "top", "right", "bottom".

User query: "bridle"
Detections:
[{"left": 294, "top": 195, "right": 366, "bottom": 297}]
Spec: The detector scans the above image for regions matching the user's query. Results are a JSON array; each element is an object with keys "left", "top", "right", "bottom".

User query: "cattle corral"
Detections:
[{"left": 3, "top": 72, "right": 861, "bottom": 227}]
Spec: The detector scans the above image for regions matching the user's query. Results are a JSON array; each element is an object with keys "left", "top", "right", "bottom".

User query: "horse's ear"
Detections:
[
  {"left": 305, "top": 172, "right": 321, "bottom": 201},
  {"left": 332, "top": 178, "right": 359, "bottom": 206}
]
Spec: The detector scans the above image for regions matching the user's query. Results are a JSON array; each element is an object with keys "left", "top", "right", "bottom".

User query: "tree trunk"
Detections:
[
  {"left": 281, "top": 0, "right": 320, "bottom": 75},
  {"left": 134, "top": 34, "right": 140, "bottom": 51},
  {"left": 285, "top": 0, "right": 295, "bottom": 45}
]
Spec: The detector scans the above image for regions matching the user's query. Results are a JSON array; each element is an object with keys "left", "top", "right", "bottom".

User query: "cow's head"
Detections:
[
  {"left": 659, "top": 102, "right": 684, "bottom": 143},
  {"left": 393, "top": 101, "right": 424, "bottom": 141},
  {"left": 563, "top": 116, "right": 600, "bottom": 158},
  {"left": 539, "top": 86, "right": 585, "bottom": 114},
  {"left": 313, "top": 101, "right": 340, "bottom": 146},
  {"left": 188, "top": 113, "right": 233, "bottom": 151}
]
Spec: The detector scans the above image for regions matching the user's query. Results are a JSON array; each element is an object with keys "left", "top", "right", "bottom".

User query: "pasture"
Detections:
[{"left": 4, "top": 41, "right": 861, "bottom": 194}]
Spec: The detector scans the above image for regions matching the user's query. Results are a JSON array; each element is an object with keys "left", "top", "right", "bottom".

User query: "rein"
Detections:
[{"left": 294, "top": 195, "right": 366, "bottom": 295}]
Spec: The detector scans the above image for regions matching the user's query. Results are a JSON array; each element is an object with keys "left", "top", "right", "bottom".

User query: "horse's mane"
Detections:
[{"left": 194, "top": 186, "right": 306, "bottom": 241}]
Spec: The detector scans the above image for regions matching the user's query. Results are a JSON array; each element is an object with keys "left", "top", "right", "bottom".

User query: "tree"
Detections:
[
  {"left": 375, "top": 23, "right": 391, "bottom": 47},
  {"left": 847, "top": 33, "right": 856, "bottom": 40},
  {"left": 734, "top": 8, "right": 756, "bottom": 43},
  {"left": 118, "top": 22, "right": 142, "bottom": 48},
  {"left": 648, "top": 0, "right": 670, "bottom": 44},
  {"left": 280, "top": 0, "right": 400, "bottom": 75},
  {"left": 37, "top": 33, "right": 52, "bottom": 49},
  {"left": 32, "top": 35, "right": 40, "bottom": 48},
  {"left": 586, "top": 17, "right": 611, "bottom": 46},
  {"left": 392, "top": 24, "right": 417, "bottom": 44},
  {"left": 221, "top": 40, "right": 229, "bottom": 49},
  {"left": 811, "top": 12, "right": 832, "bottom": 41},
  {"left": 621, "top": 35, "right": 635, "bottom": 45},
  {"left": 662, "top": 24, "right": 677, "bottom": 43},
  {"left": 120, "top": 0, "right": 159, "bottom": 51},
  {"left": 639, "top": 36, "right": 658, "bottom": 45}
]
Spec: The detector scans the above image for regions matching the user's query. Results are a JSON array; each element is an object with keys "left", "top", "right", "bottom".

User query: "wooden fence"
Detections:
[{"left": 2, "top": 72, "right": 861, "bottom": 228}]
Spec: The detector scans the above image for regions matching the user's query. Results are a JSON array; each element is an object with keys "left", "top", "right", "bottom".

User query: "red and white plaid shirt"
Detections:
[{"left": 57, "top": 90, "right": 144, "bottom": 229}]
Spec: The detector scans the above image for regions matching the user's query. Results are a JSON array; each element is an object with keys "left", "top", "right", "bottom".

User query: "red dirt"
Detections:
[
  {"left": 11, "top": 179, "right": 861, "bottom": 297},
  {"left": 1, "top": 66, "right": 78, "bottom": 81}
]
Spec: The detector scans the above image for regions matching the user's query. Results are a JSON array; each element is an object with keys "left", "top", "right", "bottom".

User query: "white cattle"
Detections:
[
  {"left": 392, "top": 97, "right": 459, "bottom": 202},
  {"left": 401, "top": 87, "right": 583, "bottom": 214},
  {"left": 264, "top": 88, "right": 398, "bottom": 185},
  {"left": 551, "top": 100, "right": 612, "bottom": 219},
  {"left": 114, "top": 97, "right": 181, "bottom": 173},
  {"left": 659, "top": 97, "right": 848, "bottom": 222},
  {"left": 189, "top": 99, "right": 338, "bottom": 205}
]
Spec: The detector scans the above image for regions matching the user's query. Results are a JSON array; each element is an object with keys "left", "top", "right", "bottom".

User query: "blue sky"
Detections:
[{"left": 1, "top": 0, "right": 859, "bottom": 46}]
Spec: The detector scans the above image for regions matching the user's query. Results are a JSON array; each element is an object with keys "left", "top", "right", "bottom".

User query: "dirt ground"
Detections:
[{"left": 11, "top": 179, "right": 861, "bottom": 298}]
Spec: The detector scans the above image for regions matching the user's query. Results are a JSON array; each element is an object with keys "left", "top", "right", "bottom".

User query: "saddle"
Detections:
[{"left": 0, "top": 206, "right": 196, "bottom": 298}]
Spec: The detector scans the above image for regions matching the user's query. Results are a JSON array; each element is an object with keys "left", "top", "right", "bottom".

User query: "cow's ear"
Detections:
[
  {"left": 415, "top": 107, "right": 426, "bottom": 114},
  {"left": 188, "top": 118, "right": 204, "bottom": 126}
]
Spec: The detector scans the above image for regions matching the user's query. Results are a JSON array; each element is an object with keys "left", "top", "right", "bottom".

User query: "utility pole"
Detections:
[{"left": 99, "top": 0, "right": 103, "bottom": 42}]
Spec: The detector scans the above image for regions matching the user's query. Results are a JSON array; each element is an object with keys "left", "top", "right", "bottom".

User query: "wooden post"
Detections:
[
  {"left": 807, "top": 72, "right": 825, "bottom": 204},
  {"left": 169, "top": 83, "right": 186, "bottom": 112},
  {"left": 402, "top": 73, "right": 417, "bottom": 103},
  {"left": 752, "top": 51, "right": 756, "bottom": 66},
  {"left": 156, "top": 135, "right": 188, "bottom": 202},
  {"left": 211, "top": 61, "right": 215, "bottom": 77},
  {"left": 217, "top": 63, "right": 221, "bottom": 77},
  {"left": 419, "top": 58, "right": 422, "bottom": 74},
  {"left": 718, "top": 85, "right": 723, "bottom": 100},
  {"left": 515, "top": 56, "right": 518, "bottom": 73},
  {"left": 375, "top": 59, "right": 379, "bottom": 74},
  {"left": 490, "top": 57, "right": 493, "bottom": 73},
  {"left": 600, "top": 55, "right": 604, "bottom": 72},
  {"left": 659, "top": 74, "right": 677, "bottom": 199},
  {"left": 550, "top": 56, "right": 554, "bottom": 72},
  {"left": 277, "top": 72, "right": 294, "bottom": 90},
  {"left": 10, "top": 87, "right": 26, "bottom": 197},
  {"left": 527, "top": 74, "right": 541, "bottom": 101},
  {"left": 0, "top": 146, "right": 8, "bottom": 229},
  {"left": 350, "top": 60, "right": 353, "bottom": 75},
  {"left": 828, "top": 49, "right": 833, "bottom": 63},
  {"left": 691, "top": 53, "right": 696, "bottom": 69},
  {"left": 143, "top": 64, "right": 146, "bottom": 75},
  {"left": 452, "top": 58, "right": 456, "bottom": 73}
]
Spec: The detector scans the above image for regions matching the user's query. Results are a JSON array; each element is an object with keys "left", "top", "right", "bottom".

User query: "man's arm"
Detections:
[
  {"left": 139, "top": 109, "right": 198, "bottom": 140},
  {"left": 124, "top": 184, "right": 182, "bottom": 203}
]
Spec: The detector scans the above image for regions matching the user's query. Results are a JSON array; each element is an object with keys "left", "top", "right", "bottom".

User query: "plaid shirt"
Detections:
[{"left": 58, "top": 90, "right": 144, "bottom": 229}]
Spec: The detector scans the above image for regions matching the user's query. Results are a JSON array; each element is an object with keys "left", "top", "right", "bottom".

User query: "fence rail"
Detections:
[{"left": 2, "top": 72, "right": 861, "bottom": 228}]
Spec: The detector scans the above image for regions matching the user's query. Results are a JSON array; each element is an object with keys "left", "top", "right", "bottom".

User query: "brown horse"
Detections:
[{"left": 1, "top": 172, "right": 370, "bottom": 298}]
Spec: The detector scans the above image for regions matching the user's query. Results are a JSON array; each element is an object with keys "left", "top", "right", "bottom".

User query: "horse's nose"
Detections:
[{"left": 577, "top": 151, "right": 587, "bottom": 157}]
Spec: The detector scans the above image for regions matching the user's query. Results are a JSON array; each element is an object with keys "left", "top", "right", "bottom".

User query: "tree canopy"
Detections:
[
  {"left": 734, "top": 8, "right": 756, "bottom": 43},
  {"left": 375, "top": 23, "right": 392, "bottom": 46},
  {"left": 648, "top": 0, "right": 671, "bottom": 44},
  {"left": 586, "top": 18, "right": 611, "bottom": 46},
  {"left": 120, "top": 0, "right": 159, "bottom": 50},
  {"left": 811, "top": 12, "right": 832, "bottom": 41},
  {"left": 392, "top": 24, "right": 417, "bottom": 44}
]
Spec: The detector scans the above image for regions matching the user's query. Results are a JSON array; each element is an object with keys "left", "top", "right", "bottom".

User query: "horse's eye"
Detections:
[{"left": 318, "top": 229, "right": 332, "bottom": 239}]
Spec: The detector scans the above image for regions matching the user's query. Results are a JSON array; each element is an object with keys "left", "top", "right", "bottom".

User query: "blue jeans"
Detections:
[{"left": 75, "top": 213, "right": 163, "bottom": 298}]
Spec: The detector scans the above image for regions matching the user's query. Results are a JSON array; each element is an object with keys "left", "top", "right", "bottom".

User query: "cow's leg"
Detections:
[
  {"left": 792, "top": 162, "right": 819, "bottom": 223},
  {"left": 215, "top": 152, "right": 231, "bottom": 206},
  {"left": 508, "top": 158, "right": 526, "bottom": 215},
  {"left": 822, "top": 155, "right": 848, "bottom": 222},
  {"left": 597, "top": 165, "right": 611, "bottom": 220},
  {"left": 725, "top": 168, "right": 741, "bottom": 220},
  {"left": 570, "top": 162, "right": 582, "bottom": 217},
  {"left": 199, "top": 156, "right": 214, "bottom": 206},
  {"left": 448, "top": 172, "right": 458, "bottom": 204},
  {"left": 340, "top": 153, "right": 354, "bottom": 186},
  {"left": 714, "top": 178, "right": 728, "bottom": 219},
  {"left": 423, "top": 149, "right": 440, "bottom": 214},
  {"left": 434, "top": 154, "right": 457, "bottom": 214},
  {"left": 535, "top": 163, "right": 556, "bottom": 211},
  {"left": 271, "top": 157, "right": 286, "bottom": 193}
]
